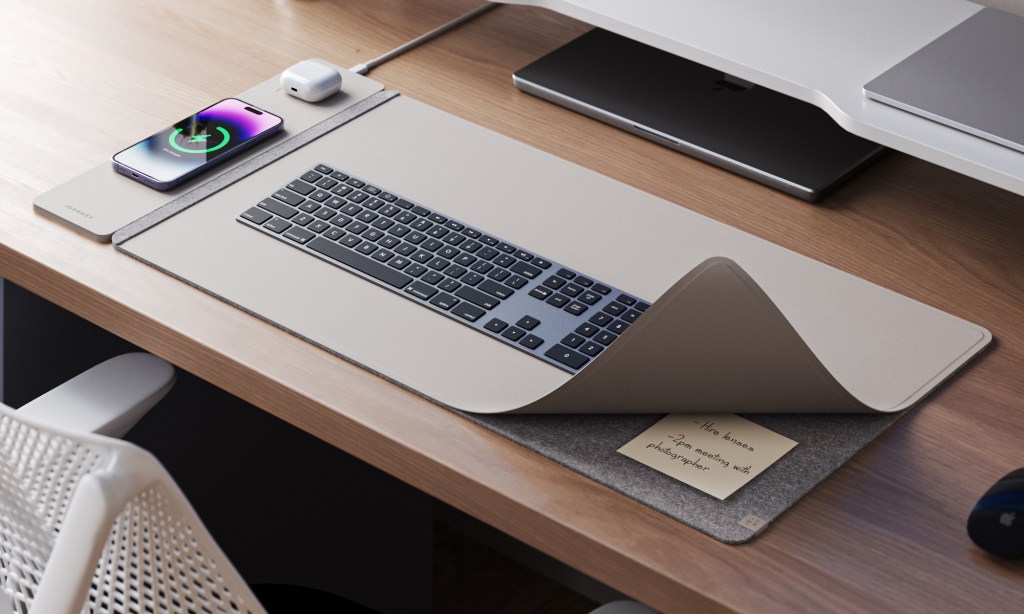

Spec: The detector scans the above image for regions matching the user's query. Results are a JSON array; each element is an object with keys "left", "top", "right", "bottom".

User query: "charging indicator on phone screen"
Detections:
[{"left": 113, "top": 98, "right": 282, "bottom": 188}]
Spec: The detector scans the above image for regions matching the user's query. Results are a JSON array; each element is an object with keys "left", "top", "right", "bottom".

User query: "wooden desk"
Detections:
[{"left": 3, "top": 0, "right": 1023, "bottom": 611}]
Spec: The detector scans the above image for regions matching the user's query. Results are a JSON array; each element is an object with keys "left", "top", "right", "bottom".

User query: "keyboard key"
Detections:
[
  {"left": 330, "top": 171, "right": 349, "bottom": 181},
  {"left": 505, "top": 275, "right": 528, "bottom": 289},
  {"left": 340, "top": 235, "right": 361, "bottom": 248},
  {"left": 259, "top": 198, "right": 298, "bottom": 219},
  {"left": 395, "top": 211, "right": 416, "bottom": 224},
  {"left": 363, "top": 185, "right": 381, "bottom": 195},
  {"left": 546, "top": 294, "right": 569, "bottom": 308},
  {"left": 501, "top": 326, "right": 526, "bottom": 341},
  {"left": 324, "top": 227, "right": 345, "bottom": 241},
  {"left": 589, "top": 312, "right": 613, "bottom": 326},
  {"left": 454, "top": 254, "right": 476, "bottom": 267},
  {"left": 636, "top": 302, "right": 651, "bottom": 312},
  {"left": 529, "top": 286, "right": 552, "bottom": 300},
  {"left": 622, "top": 309, "right": 642, "bottom": 323},
  {"left": 579, "top": 342, "right": 603, "bottom": 357},
  {"left": 545, "top": 345, "right": 589, "bottom": 369},
  {"left": 362, "top": 229, "right": 385, "bottom": 241},
  {"left": 356, "top": 242, "right": 377, "bottom": 255},
  {"left": 592, "top": 283, "right": 612, "bottom": 295},
  {"left": 556, "top": 268, "right": 576, "bottom": 279},
  {"left": 346, "top": 177, "right": 365, "bottom": 188},
  {"left": 484, "top": 318, "right": 508, "bottom": 333},
  {"left": 421, "top": 271, "right": 444, "bottom": 285},
  {"left": 389, "top": 225, "right": 411, "bottom": 237},
  {"left": 437, "top": 246, "right": 459, "bottom": 259},
  {"left": 477, "top": 247, "right": 499, "bottom": 261},
  {"left": 348, "top": 191, "right": 368, "bottom": 203},
  {"left": 514, "top": 250, "right": 533, "bottom": 261},
  {"left": 497, "top": 242, "right": 516, "bottom": 254},
  {"left": 421, "top": 239, "right": 444, "bottom": 252},
  {"left": 292, "top": 213, "right": 314, "bottom": 226},
  {"left": 595, "top": 331, "right": 618, "bottom": 345},
  {"left": 309, "top": 189, "right": 330, "bottom": 202},
  {"left": 347, "top": 221, "right": 369, "bottom": 234},
  {"left": 429, "top": 213, "right": 448, "bottom": 224},
  {"left": 301, "top": 170, "right": 321, "bottom": 183},
  {"left": 445, "top": 220, "right": 464, "bottom": 231},
  {"left": 460, "top": 240, "right": 482, "bottom": 253},
  {"left": 542, "top": 276, "right": 566, "bottom": 290},
  {"left": 357, "top": 210, "right": 379, "bottom": 223},
  {"left": 579, "top": 291, "right": 601, "bottom": 305},
  {"left": 388, "top": 256, "right": 410, "bottom": 270},
  {"left": 574, "top": 276, "right": 593, "bottom": 287},
  {"left": 372, "top": 248, "right": 394, "bottom": 262},
  {"left": 314, "top": 208, "right": 335, "bottom": 221},
  {"left": 308, "top": 220, "right": 330, "bottom": 233},
  {"left": 332, "top": 185, "right": 353, "bottom": 197},
  {"left": 455, "top": 286, "right": 500, "bottom": 310},
  {"left": 411, "top": 205, "right": 431, "bottom": 217},
  {"left": 308, "top": 237, "right": 413, "bottom": 289},
  {"left": 241, "top": 207, "right": 272, "bottom": 224},
  {"left": 438, "top": 278, "right": 461, "bottom": 293},
  {"left": 471, "top": 261, "right": 494, "bottom": 274},
  {"left": 561, "top": 284, "right": 582, "bottom": 297},
  {"left": 381, "top": 192, "right": 398, "bottom": 203},
  {"left": 602, "top": 302, "right": 626, "bottom": 316},
  {"left": 607, "top": 320, "right": 629, "bottom": 335},
  {"left": 509, "top": 260, "right": 542, "bottom": 279},
  {"left": 263, "top": 218, "right": 291, "bottom": 233},
  {"left": 430, "top": 292, "right": 459, "bottom": 311},
  {"left": 532, "top": 258, "right": 552, "bottom": 269},
  {"left": 479, "top": 235, "right": 499, "bottom": 246},
  {"left": 372, "top": 218, "right": 395, "bottom": 230},
  {"left": 462, "top": 272, "right": 484, "bottom": 286},
  {"left": 315, "top": 177, "right": 338, "bottom": 190},
  {"left": 487, "top": 268, "right": 510, "bottom": 282},
  {"left": 283, "top": 227, "right": 314, "bottom": 244},
  {"left": 286, "top": 180, "right": 315, "bottom": 195},
  {"left": 427, "top": 226, "right": 449, "bottom": 239},
  {"left": 298, "top": 201, "right": 320, "bottom": 213},
  {"left": 340, "top": 203, "right": 362, "bottom": 216},
  {"left": 461, "top": 227, "right": 482, "bottom": 239},
  {"left": 395, "top": 243, "right": 417, "bottom": 256},
  {"left": 516, "top": 316, "right": 540, "bottom": 330},
  {"left": 494, "top": 254, "right": 515, "bottom": 268},
  {"left": 314, "top": 164, "right": 333, "bottom": 174},
  {"left": 405, "top": 263, "right": 427, "bottom": 277},
  {"left": 561, "top": 334, "right": 585, "bottom": 348},
  {"left": 412, "top": 250, "right": 432, "bottom": 263},
  {"left": 443, "top": 233, "right": 465, "bottom": 246},
  {"left": 478, "top": 279, "right": 514, "bottom": 300},
  {"left": 520, "top": 334, "right": 544, "bottom": 350},
  {"left": 616, "top": 294, "right": 637, "bottom": 306},
  {"left": 564, "top": 302, "right": 588, "bottom": 316},
  {"left": 404, "top": 281, "right": 437, "bottom": 301},
  {"left": 443, "top": 264, "right": 466, "bottom": 279},
  {"left": 453, "top": 303, "right": 486, "bottom": 322},
  {"left": 575, "top": 323, "right": 599, "bottom": 337},
  {"left": 378, "top": 236, "right": 401, "bottom": 249}
]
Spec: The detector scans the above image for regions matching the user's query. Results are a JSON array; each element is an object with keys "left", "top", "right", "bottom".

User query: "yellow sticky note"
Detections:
[{"left": 617, "top": 414, "right": 797, "bottom": 500}]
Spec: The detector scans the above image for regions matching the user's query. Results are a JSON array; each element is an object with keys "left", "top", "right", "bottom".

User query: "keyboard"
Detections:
[{"left": 236, "top": 163, "right": 650, "bottom": 373}]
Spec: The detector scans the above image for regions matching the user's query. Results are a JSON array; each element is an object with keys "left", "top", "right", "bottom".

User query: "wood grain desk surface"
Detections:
[{"left": 3, "top": 0, "right": 1023, "bottom": 611}]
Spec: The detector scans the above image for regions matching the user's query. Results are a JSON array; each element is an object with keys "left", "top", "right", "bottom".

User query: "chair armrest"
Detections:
[{"left": 16, "top": 353, "right": 175, "bottom": 437}]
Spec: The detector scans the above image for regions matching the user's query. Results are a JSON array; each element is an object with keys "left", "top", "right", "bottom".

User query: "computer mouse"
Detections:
[{"left": 967, "top": 468, "right": 1024, "bottom": 558}]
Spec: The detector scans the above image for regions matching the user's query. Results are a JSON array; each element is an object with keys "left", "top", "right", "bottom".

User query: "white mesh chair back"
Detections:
[{"left": 0, "top": 403, "right": 265, "bottom": 614}]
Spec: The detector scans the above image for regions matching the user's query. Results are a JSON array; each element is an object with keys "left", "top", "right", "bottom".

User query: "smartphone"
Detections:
[{"left": 112, "top": 98, "right": 283, "bottom": 191}]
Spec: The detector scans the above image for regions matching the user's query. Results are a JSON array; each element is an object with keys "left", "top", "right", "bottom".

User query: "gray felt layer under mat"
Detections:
[{"left": 461, "top": 410, "right": 904, "bottom": 543}]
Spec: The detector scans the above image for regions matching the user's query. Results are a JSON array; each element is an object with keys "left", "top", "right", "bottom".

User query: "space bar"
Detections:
[{"left": 307, "top": 237, "right": 412, "bottom": 289}]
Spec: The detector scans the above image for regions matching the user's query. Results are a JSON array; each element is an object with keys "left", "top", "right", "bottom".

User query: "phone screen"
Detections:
[{"left": 113, "top": 98, "right": 282, "bottom": 185}]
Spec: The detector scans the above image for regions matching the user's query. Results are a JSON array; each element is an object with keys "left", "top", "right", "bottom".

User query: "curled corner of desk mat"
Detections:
[
  {"left": 112, "top": 90, "right": 402, "bottom": 246},
  {"left": 506, "top": 257, "right": 877, "bottom": 414}
]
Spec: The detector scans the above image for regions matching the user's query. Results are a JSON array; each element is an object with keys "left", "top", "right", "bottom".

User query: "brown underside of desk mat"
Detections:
[{"left": 515, "top": 257, "right": 869, "bottom": 414}]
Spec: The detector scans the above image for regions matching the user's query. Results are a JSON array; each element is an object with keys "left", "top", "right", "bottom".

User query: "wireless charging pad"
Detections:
[{"left": 513, "top": 29, "right": 886, "bottom": 202}]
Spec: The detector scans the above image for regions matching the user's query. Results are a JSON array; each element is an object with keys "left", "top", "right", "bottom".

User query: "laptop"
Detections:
[
  {"left": 514, "top": 28, "right": 886, "bottom": 202},
  {"left": 864, "top": 8, "right": 1024, "bottom": 154}
]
